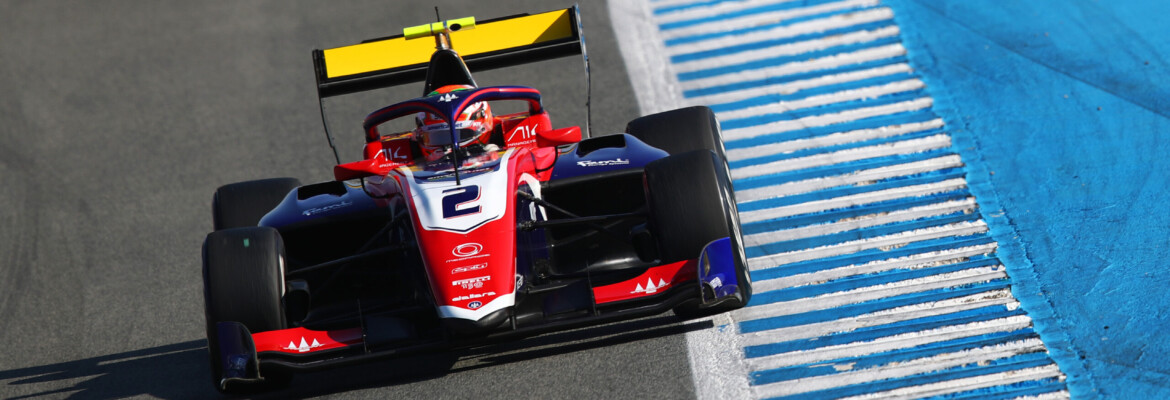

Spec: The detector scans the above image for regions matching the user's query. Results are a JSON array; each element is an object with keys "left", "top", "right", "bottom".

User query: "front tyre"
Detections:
[
  {"left": 643, "top": 150, "right": 752, "bottom": 318},
  {"left": 212, "top": 178, "right": 302, "bottom": 230},
  {"left": 202, "top": 226, "right": 291, "bottom": 392},
  {"left": 625, "top": 106, "right": 727, "bottom": 161}
]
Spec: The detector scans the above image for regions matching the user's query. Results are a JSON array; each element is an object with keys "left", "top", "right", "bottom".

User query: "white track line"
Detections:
[
  {"left": 738, "top": 178, "right": 968, "bottom": 224},
  {"left": 657, "top": 0, "right": 804, "bottom": 23},
  {"left": 753, "top": 243, "right": 997, "bottom": 292},
  {"left": 838, "top": 365, "right": 1065, "bottom": 400},
  {"left": 650, "top": 0, "right": 716, "bottom": 11},
  {"left": 667, "top": 8, "right": 895, "bottom": 55},
  {"left": 1009, "top": 391, "right": 1073, "bottom": 400},
  {"left": 746, "top": 220, "right": 989, "bottom": 269},
  {"left": 610, "top": 0, "right": 686, "bottom": 115},
  {"left": 683, "top": 313, "right": 753, "bottom": 400},
  {"left": 740, "top": 288, "right": 1016, "bottom": 345},
  {"left": 752, "top": 339, "right": 1049, "bottom": 398},
  {"left": 690, "top": 63, "right": 914, "bottom": 107},
  {"left": 743, "top": 197, "right": 975, "bottom": 246},
  {"left": 660, "top": 0, "right": 882, "bottom": 40},
  {"left": 722, "top": 97, "right": 933, "bottom": 143},
  {"left": 735, "top": 154, "right": 960, "bottom": 203},
  {"left": 744, "top": 315, "right": 1035, "bottom": 371},
  {"left": 612, "top": 4, "right": 749, "bottom": 400},
  {"left": 682, "top": 44, "right": 906, "bottom": 91},
  {"left": 726, "top": 118, "right": 942, "bottom": 162},
  {"left": 717, "top": 78, "right": 924, "bottom": 121},
  {"left": 732, "top": 133, "right": 950, "bottom": 180},
  {"left": 735, "top": 266, "right": 1006, "bottom": 322},
  {"left": 675, "top": 26, "right": 902, "bottom": 72}
]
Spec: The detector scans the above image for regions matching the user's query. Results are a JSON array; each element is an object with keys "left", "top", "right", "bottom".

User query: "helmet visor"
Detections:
[{"left": 420, "top": 120, "right": 482, "bottom": 148}]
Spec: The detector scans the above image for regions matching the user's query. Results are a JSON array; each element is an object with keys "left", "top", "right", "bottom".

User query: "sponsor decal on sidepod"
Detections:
[
  {"left": 577, "top": 158, "right": 629, "bottom": 167},
  {"left": 302, "top": 201, "right": 353, "bottom": 216}
]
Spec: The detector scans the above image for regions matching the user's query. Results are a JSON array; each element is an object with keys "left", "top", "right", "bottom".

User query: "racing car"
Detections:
[{"left": 202, "top": 6, "right": 751, "bottom": 393}]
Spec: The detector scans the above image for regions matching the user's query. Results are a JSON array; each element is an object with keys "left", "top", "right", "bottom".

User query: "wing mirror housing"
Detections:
[
  {"left": 334, "top": 159, "right": 393, "bottom": 181},
  {"left": 536, "top": 126, "right": 581, "bottom": 148}
]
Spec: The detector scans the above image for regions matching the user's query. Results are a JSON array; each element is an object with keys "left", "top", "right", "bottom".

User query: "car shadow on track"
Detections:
[
  {"left": 0, "top": 315, "right": 714, "bottom": 399},
  {"left": 0, "top": 339, "right": 219, "bottom": 399}
]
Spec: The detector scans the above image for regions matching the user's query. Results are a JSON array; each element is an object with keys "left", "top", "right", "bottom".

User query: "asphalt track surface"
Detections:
[{"left": 0, "top": 1, "right": 705, "bottom": 399}]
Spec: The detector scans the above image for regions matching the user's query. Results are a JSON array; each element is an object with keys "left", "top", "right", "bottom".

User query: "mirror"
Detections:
[
  {"left": 536, "top": 126, "right": 581, "bottom": 148},
  {"left": 334, "top": 159, "right": 389, "bottom": 181}
]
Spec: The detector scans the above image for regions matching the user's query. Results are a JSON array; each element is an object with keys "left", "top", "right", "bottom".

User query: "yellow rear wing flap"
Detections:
[{"left": 313, "top": 6, "right": 585, "bottom": 98}]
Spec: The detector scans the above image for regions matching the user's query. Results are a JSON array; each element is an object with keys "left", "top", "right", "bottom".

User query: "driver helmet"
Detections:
[{"left": 415, "top": 85, "right": 494, "bottom": 160}]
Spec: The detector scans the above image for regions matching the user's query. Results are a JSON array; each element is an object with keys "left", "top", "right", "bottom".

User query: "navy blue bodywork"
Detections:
[
  {"left": 258, "top": 133, "right": 669, "bottom": 230},
  {"left": 549, "top": 134, "right": 669, "bottom": 181},
  {"left": 258, "top": 181, "right": 382, "bottom": 231}
]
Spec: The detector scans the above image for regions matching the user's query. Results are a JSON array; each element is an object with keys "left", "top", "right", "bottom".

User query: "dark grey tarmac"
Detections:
[{"left": 0, "top": 1, "right": 704, "bottom": 398}]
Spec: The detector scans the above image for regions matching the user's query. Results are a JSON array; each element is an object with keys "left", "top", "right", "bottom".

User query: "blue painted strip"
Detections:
[
  {"left": 653, "top": 0, "right": 730, "bottom": 15},
  {"left": 751, "top": 256, "right": 998, "bottom": 305},
  {"left": 651, "top": 1, "right": 1075, "bottom": 397},
  {"left": 679, "top": 36, "right": 903, "bottom": 82},
  {"left": 764, "top": 352, "right": 1054, "bottom": 400},
  {"left": 723, "top": 109, "right": 938, "bottom": 151},
  {"left": 665, "top": 7, "right": 882, "bottom": 47},
  {"left": 738, "top": 168, "right": 966, "bottom": 212},
  {"left": 740, "top": 279, "right": 1010, "bottom": 333},
  {"left": 751, "top": 234, "right": 994, "bottom": 281},
  {"left": 728, "top": 127, "right": 945, "bottom": 171},
  {"left": 748, "top": 329, "right": 1038, "bottom": 384},
  {"left": 672, "top": 20, "right": 897, "bottom": 63},
  {"left": 920, "top": 378, "right": 1066, "bottom": 400},
  {"left": 711, "top": 71, "right": 916, "bottom": 114},
  {"left": 684, "top": 57, "right": 907, "bottom": 99},
  {"left": 733, "top": 148, "right": 952, "bottom": 191},
  {"left": 721, "top": 89, "right": 926, "bottom": 131},
  {"left": 747, "top": 209, "right": 979, "bottom": 257},
  {"left": 740, "top": 190, "right": 971, "bottom": 234},
  {"left": 746, "top": 304, "right": 1024, "bottom": 359},
  {"left": 659, "top": 0, "right": 851, "bottom": 31}
]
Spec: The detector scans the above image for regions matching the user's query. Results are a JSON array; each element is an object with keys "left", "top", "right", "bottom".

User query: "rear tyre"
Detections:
[
  {"left": 625, "top": 106, "right": 727, "bottom": 161},
  {"left": 213, "top": 178, "right": 302, "bottom": 230},
  {"left": 643, "top": 150, "right": 752, "bottom": 318},
  {"left": 203, "top": 226, "right": 291, "bottom": 392}
]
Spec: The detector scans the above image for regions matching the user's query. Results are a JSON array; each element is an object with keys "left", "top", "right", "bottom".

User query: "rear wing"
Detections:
[{"left": 313, "top": 6, "right": 586, "bottom": 98}]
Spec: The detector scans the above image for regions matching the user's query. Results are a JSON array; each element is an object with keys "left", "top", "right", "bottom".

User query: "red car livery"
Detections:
[{"left": 200, "top": 7, "right": 751, "bottom": 393}]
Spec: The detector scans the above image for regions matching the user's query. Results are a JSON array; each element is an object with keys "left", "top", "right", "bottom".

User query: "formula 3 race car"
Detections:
[{"left": 201, "top": 6, "right": 751, "bottom": 393}]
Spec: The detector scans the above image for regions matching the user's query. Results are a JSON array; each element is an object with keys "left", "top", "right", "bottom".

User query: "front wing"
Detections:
[{"left": 211, "top": 238, "right": 744, "bottom": 390}]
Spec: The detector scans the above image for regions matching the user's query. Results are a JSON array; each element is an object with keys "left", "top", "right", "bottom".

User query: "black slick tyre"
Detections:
[
  {"left": 625, "top": 106, "right": 727, "bottom": 161},
  {"left": 643, "top": 150, "right": 752, "bottom": 318},
  {"left": 213, "top": 178, "right": 301, "bottom": 230},
  {"left": 202, "top": 226, "right": 291, "bottom": 392}
]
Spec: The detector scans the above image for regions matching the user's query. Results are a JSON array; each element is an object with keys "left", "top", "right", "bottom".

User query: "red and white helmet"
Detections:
[{"left": 415, "top": 85, "right": 494, "bottom": 159}]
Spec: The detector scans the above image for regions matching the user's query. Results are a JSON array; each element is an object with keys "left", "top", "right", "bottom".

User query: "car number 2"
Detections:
[{"left": 441, "top": 185, "right": 481, "bottom": 219}]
